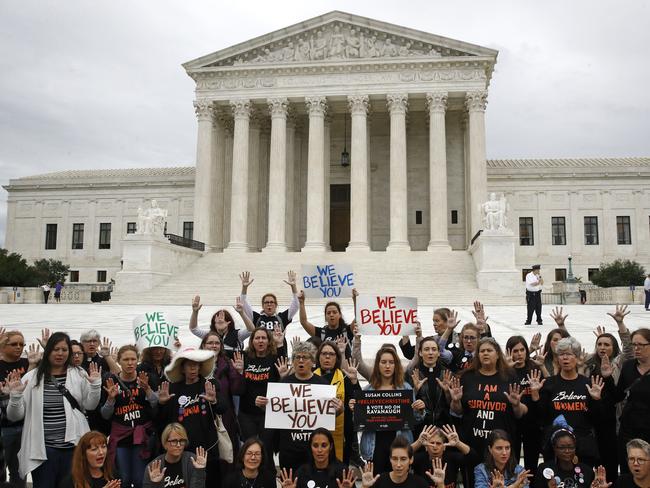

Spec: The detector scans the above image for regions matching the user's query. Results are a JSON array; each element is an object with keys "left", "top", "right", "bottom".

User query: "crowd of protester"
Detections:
[{"left": 1, "top": 270, "right": 650, "bottom": 488}]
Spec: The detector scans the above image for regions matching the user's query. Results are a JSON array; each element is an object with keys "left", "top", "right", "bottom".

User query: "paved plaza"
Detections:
[{"left": 2, "top": 303, "right": 649, "bottom": 357}]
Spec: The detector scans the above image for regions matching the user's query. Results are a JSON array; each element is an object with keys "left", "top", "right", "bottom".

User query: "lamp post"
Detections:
[{"left": 567, "top": 254, "right": 577, "bottom": 283}]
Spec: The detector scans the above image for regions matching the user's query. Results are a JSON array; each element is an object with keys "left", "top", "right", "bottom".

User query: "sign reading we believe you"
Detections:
[
  {"left": 265, "top": 382, "right": 337, "bottom": 430},
  {"left": 355, "top": 295, "right": 418, "bottom": 336},
  {"left": 132, "top": 311, "right": 179, "bottom": 351},
  {"left": 301, "top": 264, "right": 354, "bottom": 299}
]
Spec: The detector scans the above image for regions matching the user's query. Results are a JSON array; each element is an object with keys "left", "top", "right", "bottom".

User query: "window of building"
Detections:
[
  {"left": 72, "top": 223, "right": 84, "bottom": 250},
  {"left": 522, "top": 268, "right": 532, "bottom": 282},
  {"left": 126, "top": 222, "right": 137, "bottom": 234},
  {"left": 588, "top": 268, "right": 599, "bottom": 282},
  {"left": 519, "top": 217, "right": 534, "bottom": 246},
  {"left": 98, "top": 223, "right": 111, "bottom": 249},
  {"left": 451, "top": 210, "right": 458, "bottom": 224},
  {"left": 555, "top": 268, "right": 567, "bottom": 281},
  {"left": 97, "top": 270, "right": 107, "bottom": 283},
  {"left": 45, "top": 224, "right": 57, "bottom": 250},
  {"left": 584, "top": 216, "right": 599, "bottom": 245},
  {"left": 551, "top": 217, "right": 566, "bottom": 245},
  {"left": 70, "top": 270, "right": 80, "bottom": 282},
  {"left": 183, "top": 221, "right": 194, "bottom": 240},
  {"left": 415, "top": 211, "right": 422, "bottom": 225},
  {"left": 617, "top": 216, "right": 631, "bottom": 245}
]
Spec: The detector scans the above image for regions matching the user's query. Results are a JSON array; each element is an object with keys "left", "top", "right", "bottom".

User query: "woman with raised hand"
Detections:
[
  {"left": 157, "top": 348, "right": 227, "bottom": 487},
  {"left": 222, "top": 438, "right": 277, "bottom": 488},
  {"left": 294, "top": 428, "right": 355, "bottom": 488},
  {"left": 350, "top": 346, "right": 425, "bottom": 474},
  {"left": 528, "top": 336, "right": 610, "bottom": 468},
  {"left": 298, "top": 290, "right": 354, "bottom": 358},
  {"left": 143, "top": 423, "right": 206, "bottom": 488},
  {"left": 101, "top": 345, "right": 157, "bottom": 488},
  {"left": 60, "top": 431, "right": 121, "bottom": 488},
  {"left": 358, "top": 436, "right": 430, "bottom": 488},
  {"left": 190, "top": 295, "right": 252, "bottom": 359},
  {"left": 411, "top": 424, "right": 469, "bottom": 488},
  {"left": 449, "top": 323, "right": 480, "bottom": 372},
  {"left": 199, "top": 331, "right": 244, "bottom": 469},
  {"left": 474, "top": 430, "right": 530, "bottom": 488},
  {"left": 238, "top": 270, "right": 299, "bottom": 332},
  {"left": 137, "top": 346, "right": 171, "bottom": 393},
  {"left": 7, "top": 332, "right": 102, "bottom": 488}
]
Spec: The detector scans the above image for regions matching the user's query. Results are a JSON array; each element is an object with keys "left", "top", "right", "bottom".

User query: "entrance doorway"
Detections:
[{"left": 330, "top": 184, "right": 350, "bottom": 251}]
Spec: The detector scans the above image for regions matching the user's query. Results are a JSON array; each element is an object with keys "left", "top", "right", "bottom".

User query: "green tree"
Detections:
[
  {"left": 31, "top": 258, "right": 70, "bottom": 286},
  {"left": 0, "top": 248, "right": 32, "bottom": 286},
  {"left": 591, "top": 259, "right": 646, "bottom": 288}
]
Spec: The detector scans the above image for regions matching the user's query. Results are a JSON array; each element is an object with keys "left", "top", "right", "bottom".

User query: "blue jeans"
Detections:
[
  {"left": 30, "top": 447, "right": 73, "bottom": 488},
  {"left": 116, "top": 445, "right": 147, "bottom": 488},
  {"left": 1, "top": 426, "right": 25, "bottom": 488}
]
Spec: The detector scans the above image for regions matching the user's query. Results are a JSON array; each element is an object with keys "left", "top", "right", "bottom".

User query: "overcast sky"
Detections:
[{"left": 1, "top": 0, "right": 649, "bottom": 248}]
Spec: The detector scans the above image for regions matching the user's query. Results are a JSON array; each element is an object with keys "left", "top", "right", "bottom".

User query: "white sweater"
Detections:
[{"left": 7, "top": 366, "right": 101, "bottom": 478}]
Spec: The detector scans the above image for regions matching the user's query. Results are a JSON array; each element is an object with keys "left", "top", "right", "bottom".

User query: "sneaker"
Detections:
[{"left": 524, "top": 322, "right": 531, "bottom": 326}]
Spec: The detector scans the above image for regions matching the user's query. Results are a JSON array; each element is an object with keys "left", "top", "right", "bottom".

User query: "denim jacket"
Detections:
[
  {"left": 359, "top": 383, "right": 424, "bottom": 460},
  {"left": 474, "top": 463, "right": 525, "bottom": 488}
]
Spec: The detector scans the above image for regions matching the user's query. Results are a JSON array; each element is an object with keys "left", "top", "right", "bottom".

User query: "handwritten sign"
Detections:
[
  {"left": 355, "top": 295, "right": 417, "bottom": 335},
  {"left": 265, "top": 382, "right": 337, "bottom": 430},
  {"left": 132, "top": 311, "right": 179, "bottom": 351},
  {"left": 353, "top": 390, "right": 414, "bottom": 431},
  {"left": 301, "top": 264, "right": 354, "bottom": 298}
]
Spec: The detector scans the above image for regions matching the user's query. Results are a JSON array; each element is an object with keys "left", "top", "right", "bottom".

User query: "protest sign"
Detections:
[
  {"left": 301, "top": 264, "right": 354, "bottom": 298},
  {"left": 132, "top": 311, "right": 179, "bottom": 351},
  {"left": 353, "top": 390, "right": 414, "bottom": 431},
  {"left": 355, "top": 295, "right": 418, "bottom": 335},
  {"left": 265, "top": 382, "right": 337, "bottom": 430}
]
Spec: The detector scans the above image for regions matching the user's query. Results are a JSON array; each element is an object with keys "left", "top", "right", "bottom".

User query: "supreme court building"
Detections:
[{"left": 3, "top": 11, "right": 650, "bottom": 301}]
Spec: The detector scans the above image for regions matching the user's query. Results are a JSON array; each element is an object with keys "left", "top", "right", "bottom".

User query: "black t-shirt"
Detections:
[
  {"left": 103, "top": 375, "right": 153, "bottom": 426},
  {"left": 616, "top": 360, "right": 650, "bottom": 437},
  {"left": 413, "top": 450, "right": 462, "bottom": 488},
  {"left": 0, "top": 358, "right": 29, "bottom": 428},
  {"left": 314, "top": 324, "right": 353, "bottom": 358},
  {"left": 81, "top": 354, "right": 110, "bottom": 373},
  {"left": 222, "top": 471, "right": 278, "bottom": 488},
  {"left": 459, "top": 370, "right": 518, "bottom": 454},
  {"left": 253, "top": 310, "right": 291, "bottom": 330},
  {"left": 240, "top": 355, "right": 279, "bottom": 415},
  {"left": 296, "top": 461, "right": 346, "bottom": 488},
  {"left": 615, "top": 473, "right": 642, "bottom": 488},
  {"left": 277, "top": 374, "right": 328, "bottom": 457},
  {"left": 533, "top": 462, "right": 594, "bottom": 488},
  {"left": 162, "top": 459, "right": 186, "bottom": 488},
  {"left": 375, "top": 472, "right": 429, "bottom": 488},
  {"left": 137, "top": 361, "right": 168, "bottom": 392}
]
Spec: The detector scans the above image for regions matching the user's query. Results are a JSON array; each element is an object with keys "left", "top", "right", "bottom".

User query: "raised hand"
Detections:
[
  {"left": 426, "top": 457, "right": 447, "bottom": 487},
  {"left": 192, "top": 295, "right": 202, "bottom": 313},
  {"left": 549, "top": 306, "right": 567, "bottom": 327},
  {"left": 200, "top": 381, "right": 217, "bottom": 403},
  {"left": 341, "top": 358, "right": 359, "bottom": 384},
  {"left": 590, "top": 465, "right": 611, "bottom": 488},
  {"left": 449, "top": 376, "right": 463, "bottom": 402},
  {"left": 593, "top": 325, "right": 606, "bottom": 338},
  {"left": 414, "top": 320, "right": 422, "bottom": 338},
  {"left": 606, "top": 304, "right": 629, "bottom": 325},
  {"left": 530, "top": 349, "right": 547, "bottom": 369},
  {"left": 101, "top": 337, "right": 112, "bottom": 357},
  {"left": 335, "top": 334, "right": 348, "bottom": 354},
  {"left": 436, "top": 369, "right": 453, "bottom": 393},
  {"left": 6, "top": 370, "right": 25, "bottom": 394},
  {"left": 504, "top": 349, "right": 516, "bottom": 368},
  {"left": 290, "top": 336, "right": 302, "bottom": 350},
  {"left": 103, "top": 377, "right": 119, "bottom": 400},
  {"left": 504, "top": 383, "right": 523, "bottom": 406},
  {"left": 87, "top": 362, "right": 102, "bottom": 383},
  {"left": 600, "top": 353, "right": 613, "bottom": 378},
  {"left": 272, "top": 325, "right": 285, "bottom": 348},
  {"left": 529, "top": 332, "right": 542, "bottom": 353},
  {"left": 361, "top": 462, "right": 380, "bottom": 488},
  {"left": 336, "top": 468, "right": 357, "bottom": 488},
  {"left": 490, "top": 469, "right": 505, "bottom": 488},
  {"left": 191, "top": 446, "right": 207, "bottom": 469},
  {"left": 275, "top": 356, "right": 290, "bottom": 377},
  {"left": 110, "top": 346, "right": 119, "bottom": 363},
  {"left": 280, "top": 468, "right": 297, "bottom": 488},
  {"left": 411, "top": 369, "right": 428, "bottom": 393},
  {"left": 234, "top": 296, "right": 244, "bottom": 313},
  {"left": 412, "top": 399, "right": 426, "bottom": 412},
  {"left": 586, "top": 375, "right": 605, "bottom": 400},
  {"left": 283, "top": 270, "right": 297, "bottom": 290},
  {"left": 446, "top": 309, "right": 460, "bottom": 331},
  {"left": 418, "top": 424, "right": 436, "bottom": 446},
  {"left": 147, "top": 459, "right": 166, "bottom": 483},
  {"left": 27, "top": 343, "right": 41, "bottom": 366},
  {"left": 38, "top": 328, "right": 51, "bottom": 349},
  {"left": 513, "top": 469, "right": 531, "bottom": 488},
  {"left": 441, "top": 424, "right": 460, "bottom": 447},
  {"left": 527, "top": 369, "right": 546, "bottom": 393},
  {"left": 231, "top": 351, "right": 244, "bottom": 375},
  {"left": 239, "top": 271, "right": 254, "bottom": 290},
  {"left": 472, "top": 301, "right": 489, "bottom": 332},
  {"left": 297, "top": 290, "right": 305, "bottom": 303},
  {"left": 137, "top": 371, "right": 151, "bottom": 394},
  {"left": 157, "top": 381, "right": 176, "bottom": 404}
]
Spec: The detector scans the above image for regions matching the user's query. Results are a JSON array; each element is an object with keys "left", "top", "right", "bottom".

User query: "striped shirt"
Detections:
[{"left": 43, "top": 374, "right": 74, "bottom": 448}]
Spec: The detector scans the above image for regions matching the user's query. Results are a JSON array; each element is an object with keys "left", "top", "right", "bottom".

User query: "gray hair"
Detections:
[
  {"left": 292, "top": 341, "right": 316, "bottom": 362},
  {"left": 80, "top": 329, "right": 101, "bottom": 342},
  {"left": 555, "top": 337, "right": 581, "bottom": 357},
  {"left": 627, "top": 438, "right": 650, "bottom": 458}
]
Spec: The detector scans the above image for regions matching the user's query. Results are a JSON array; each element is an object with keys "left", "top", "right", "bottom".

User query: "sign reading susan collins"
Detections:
[{"left": 353, "top": 390, "right": 414, "bottom": 431}]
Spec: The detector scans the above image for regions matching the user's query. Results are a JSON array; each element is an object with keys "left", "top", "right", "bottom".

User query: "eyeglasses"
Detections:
[
  {"left": 629, "top": 457, "right": 648, "bottom": 465},
  {"left": 462, "top": 336, "right": 478, "bottom": 341},
  {"left": 245, "top": 451, "right": 262, "bottom": 458},
  {"left": 72, "top": 352, "right": 84, "bottom": 356},
  {"left": 7, "top": 342, "right": 25, "bottom": 347},
  {"left": 555, "top": 445, "right": 576, "bottom": 452},
  {"left": 293, "top": 355, "right": 312, "bottom": 362},
  {"left": 167, "top": 439, "right": 187, "bottom": 446},
  {"left": 632, "top": 343, "right": 650, "bottom": 349}
]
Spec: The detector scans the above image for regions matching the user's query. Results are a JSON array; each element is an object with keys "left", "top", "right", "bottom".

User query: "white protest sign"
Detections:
[
  {"left": 355, "top": 295, "right": 418, "bottom": 336},
  {"left": 132, "top": 311, "right": 180, "bottom": 351},
  {"left": 301, "top": 264, "right": 354, "bottom": 298},
  {"left": 264, "top": 382, "right": 337, "bottom": 430}
]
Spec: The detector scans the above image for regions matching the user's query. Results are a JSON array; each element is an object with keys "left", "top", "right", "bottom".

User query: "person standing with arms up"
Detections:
[{"left": 525, "top": 265, "right": 543, "bottom": 326}]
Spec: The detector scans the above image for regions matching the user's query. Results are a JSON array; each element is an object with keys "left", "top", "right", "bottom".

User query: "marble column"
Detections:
[
  {"left": 264, "top": 98, "right": 289, "bottom": 251},
  {"left": 211, "top": 110, "right": 227, "bottom": 251},
  {"left": 347, "top": 95, "right": 370, "bottom": 250},
  {"left": 247, "top": 114, "right": 261, "bottom": 251},
  {"left": 285, "top": 112, "right": 297, "bottom": 251},
  {"left": 226, "top": 99, "right": 252, "bottom": 251},
  {"left": 192, "top": 100, "right": 215, "bottom": 249},
  {"left": 302, "top": 96, "right": 328, "bottom": 251},
  {"left": 324, "top": 114, "right": 332, "bottom": 250},
  {"left": 386, "top": 93, "right": 410, "bottom": 251},
  {"left": 466, "top": 90, "right": 489, "bottom": 239},
  {"left": 426, "top": 91, "right": 450, "bottom": 249}
]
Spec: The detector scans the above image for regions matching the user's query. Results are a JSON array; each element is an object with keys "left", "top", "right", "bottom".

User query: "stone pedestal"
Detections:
[
  {"left": 469, "top": 233, "right": 520, "bottom": 296},
  {"left": 115, "top": 234, "right": 203, "bottom": 292},
  {"left": 552, "top": 281, "right": 582, "bottom": 304}
]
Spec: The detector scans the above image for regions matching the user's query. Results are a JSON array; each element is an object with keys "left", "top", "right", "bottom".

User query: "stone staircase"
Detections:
[{"left": 111, "top": 249, "right": 522, "bottom": 306}]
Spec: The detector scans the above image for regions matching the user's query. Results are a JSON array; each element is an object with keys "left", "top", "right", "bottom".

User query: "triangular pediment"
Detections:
[{"left": 183, "top": 11, "right": 497, "bottom": 71}]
